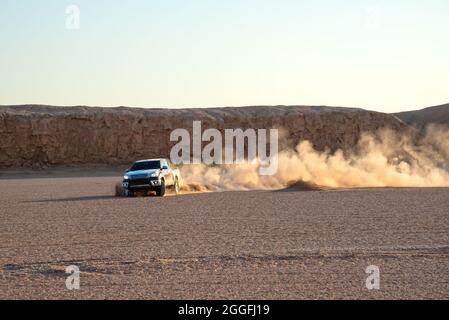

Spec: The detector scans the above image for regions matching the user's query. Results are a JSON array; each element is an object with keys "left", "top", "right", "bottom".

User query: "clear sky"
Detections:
[{"left": 0, "top": 0, "right": 448, "bottom": 112}]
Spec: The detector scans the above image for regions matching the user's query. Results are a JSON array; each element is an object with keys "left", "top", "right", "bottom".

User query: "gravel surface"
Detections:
[{"left": 1, "top": 176, "right": 448, "bottom": 299}]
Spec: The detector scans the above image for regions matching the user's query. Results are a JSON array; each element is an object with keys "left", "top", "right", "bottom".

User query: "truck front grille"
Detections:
[{"left": 129, "top": 178, "right": 150, "bottom": 187}]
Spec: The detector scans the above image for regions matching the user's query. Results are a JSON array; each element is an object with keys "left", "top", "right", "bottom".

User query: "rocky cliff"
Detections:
[
  {"left": 0, "top": 105, "right": 409, "bottom": 168},
  {"left": 395, "top": 103, "right": 449, "bottom": 129}
]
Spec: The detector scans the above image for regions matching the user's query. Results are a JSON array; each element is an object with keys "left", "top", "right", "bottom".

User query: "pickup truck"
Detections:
[{"left": 122, "top": 158, "right": 181, "bottom": 197}]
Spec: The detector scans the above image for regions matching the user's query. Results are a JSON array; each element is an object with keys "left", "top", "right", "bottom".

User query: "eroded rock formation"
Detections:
[{"left": 0, "top": 105, "right": 408, "bottom": 168}]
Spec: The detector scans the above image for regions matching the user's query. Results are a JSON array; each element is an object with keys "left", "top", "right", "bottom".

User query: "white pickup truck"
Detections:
[{"left": 122, "top": 158, "right": 181, "bottom": 197}]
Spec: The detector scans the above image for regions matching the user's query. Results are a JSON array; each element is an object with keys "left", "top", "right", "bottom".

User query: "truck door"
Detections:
[{"left": 161, "top": 159, "right": 173, "bottom": 185}]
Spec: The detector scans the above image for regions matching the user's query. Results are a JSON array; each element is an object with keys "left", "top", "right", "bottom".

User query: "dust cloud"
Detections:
[{"left": 180, "top": 125, "right": 449, "bottom": 192}]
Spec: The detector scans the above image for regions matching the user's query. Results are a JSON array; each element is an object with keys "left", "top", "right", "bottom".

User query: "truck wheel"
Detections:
[
  {"left": 125, "top": 189, "right": 134, "bottom": 197},
  {"left": 156, "top": 180, "right": 166, "bottom": 197},
  {"left": 172, "top": 178, "right": 180, "bottom": 194}
]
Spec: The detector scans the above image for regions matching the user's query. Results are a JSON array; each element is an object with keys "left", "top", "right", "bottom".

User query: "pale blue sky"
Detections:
[{"left": 0, "top": 0, "right": 448, "bottom": 112}]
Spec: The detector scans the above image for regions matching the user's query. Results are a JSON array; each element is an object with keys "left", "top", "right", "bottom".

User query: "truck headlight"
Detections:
[
  {"left": 123, "top": 175, "right": 129, "bottom": 180},
  {"left": 149, "top": 172, "right": 159, "bottom": 178}
]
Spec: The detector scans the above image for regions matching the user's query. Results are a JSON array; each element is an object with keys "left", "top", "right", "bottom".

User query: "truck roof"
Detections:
[{"left": 134, "top": 158, "right": 167, "bottom": 163}]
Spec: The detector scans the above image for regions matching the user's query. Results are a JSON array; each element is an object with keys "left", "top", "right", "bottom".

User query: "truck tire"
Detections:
[
  {"left": 125, "top": 189, "right": 134, "bottom": 197},
  {"left": 156, "top": 180, "right": 166, "bottom": 197}
]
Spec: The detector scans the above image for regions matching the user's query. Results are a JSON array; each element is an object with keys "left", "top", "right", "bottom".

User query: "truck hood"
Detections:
[{"left": 125, "top": 169, "right": 160, "bottom": 179}]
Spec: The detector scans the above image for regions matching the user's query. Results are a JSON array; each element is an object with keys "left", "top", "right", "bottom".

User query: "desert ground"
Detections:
[{"left": 0, "top": 170, "right": 448, "bottom": 300}]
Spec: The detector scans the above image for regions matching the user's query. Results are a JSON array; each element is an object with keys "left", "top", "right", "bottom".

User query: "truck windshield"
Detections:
[{"left": 130, "top": 161, "right": 161, "bottom": 171}]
